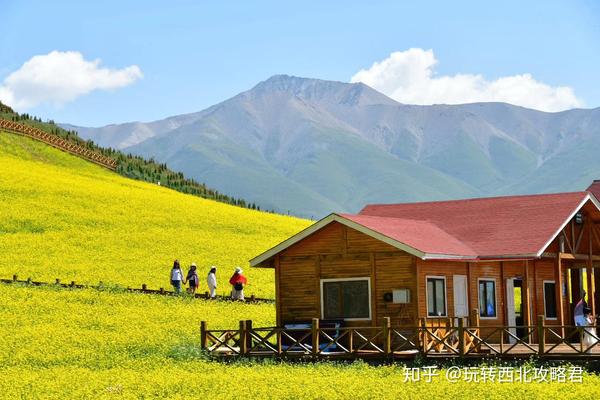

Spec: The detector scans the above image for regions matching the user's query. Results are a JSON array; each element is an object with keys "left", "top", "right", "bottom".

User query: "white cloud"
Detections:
[
  {"left": 351, "top": 48, "right": 582, "bottom": 112},
  {"left": 0, "top": 51, "right": 143, "bottom": 109}
]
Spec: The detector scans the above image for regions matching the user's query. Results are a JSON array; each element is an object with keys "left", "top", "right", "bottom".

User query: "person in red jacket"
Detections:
[{"left": 229, "top": 267, "right": 247, "bottom": 300}]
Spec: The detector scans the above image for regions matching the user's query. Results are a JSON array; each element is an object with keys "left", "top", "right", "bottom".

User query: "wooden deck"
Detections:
[{"left": 200, "top": 317, "right": 600, "bottom": 360}]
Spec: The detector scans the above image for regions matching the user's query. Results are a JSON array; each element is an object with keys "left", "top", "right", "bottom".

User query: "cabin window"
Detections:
[
  {"left": 320, "top": 278, "right": 371, "bottom": 320},
  {"left": 478, "top": 279, "right": 497, "bottom": 318},
  {"left": 426, "top": 277, "right": 447, "bottom": 317},
  {"left": 544, "top": 281, "right": 557, "bottom": 319}
]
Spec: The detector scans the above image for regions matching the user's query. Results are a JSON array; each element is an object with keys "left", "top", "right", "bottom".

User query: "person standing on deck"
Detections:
[
  {"left": 170, "top": 260, "right": 185, "bottom": 294},
  {"left": 574, "top": 291, "right": 588, "bottom": 326},
  {"left": 229, "top": 267, "right": 247, "bottom": 300},
  {"left": 186, "top": 263, "right": 199, "bottom": 294},
  {"left": 207, "top": 266, "right": 217, "bottom": 298}
]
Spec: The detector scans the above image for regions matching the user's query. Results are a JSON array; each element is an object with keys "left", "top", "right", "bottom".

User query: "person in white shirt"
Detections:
[
  {"left": 170, "top": 260, "right": 185, "bottom": 294},
  {"left": 207, "top": 266, "right": 217, "bottom": 298}
]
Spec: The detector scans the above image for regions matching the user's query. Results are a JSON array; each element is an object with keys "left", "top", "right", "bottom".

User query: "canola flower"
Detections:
[
  {"left": 0, "top": 133, "right": 310, "bottom": 299},
  {"left": 1, "top": 284, "right": 600, "bottom": 399},
  {"left": 3, "top": 131, "right": 600, "bottom": 399}
]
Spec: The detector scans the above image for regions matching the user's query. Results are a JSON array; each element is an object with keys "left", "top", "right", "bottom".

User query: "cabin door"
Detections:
[
  {"left": 506, "top": 278, "right": 524, "bottom": 343},
  {"left": 453, "top": 275, "right": 468, "bottom": 317}
]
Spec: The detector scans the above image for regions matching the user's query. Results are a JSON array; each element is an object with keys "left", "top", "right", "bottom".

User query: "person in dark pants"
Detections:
[
  {"left": 170, "top": 260, "right": 185, "bottom": 294},
  {"left": 229, "top": 267, "right": 247, "bottom": 300},
  {"left": 186, "top": 263, "right": 199, "bottom": 294}
]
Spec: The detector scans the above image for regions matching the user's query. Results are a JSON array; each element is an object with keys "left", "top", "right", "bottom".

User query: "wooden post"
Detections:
[
  {"left": 275, "top": 255, "right": 282, "bottom": 327},
  {"left": 470, "top": 308, "right": 480, "bottom": 327},
  {"left": 588, "top": 228, "right": 596, "bottom": 317},
  {"left": 142, "top": 283, "right": 147, "bottom": 291},
  {"left": 55, "top": 278, "right": 60, "bottom": 285},
  {"left": 246, "top": 319, "right": 253, "bottom": 352},
  {"left": 370, "top": 253, "right": 378, "bottom": 327},
  {"left": 556, "top": 255, "right": 565, "bottom": 337},
  {"left": 200, "top": 321, "right": 208, "bottom": 349},
  {"left": 27, "top": 277, "right": 32, "bottom": 284},
  {"left": 12, "top": 274, "right": 17, "bottom": 282},
  {"left": 159, "top": 287, "right": 164, "bottom": 294},
  {"left": 420, "top": 317, "right": 428, "bottom": 353},
  {"left": 523, "top": 260, "right": 531, "bottom": 343},
  {"left": 458, "top": 317, "right": 465, "bottom": 357},
  {"left": 276, "top": 329, "right": 282, "bottom": 355},
  {"left": 239, "top": 320, "right": 248, "bottom": 355},
  {"left": 537, "top": 315, "right": 545, "bottom": 355},
  {"left": 383, "top": 317, "right": 391, "bottom": 355},
  {"left": 311, "top": 318, "right": 319, "bottom": 357},
  {"left": 250, "top": 294, "right": 255, "bottom": 302},
  {"left": 204, "top": 291, "right": 209, "bottom": 299},
  {"left": 470, "top": 308, "right": 480, "bottom": 352},
  {"left": 70, "top": 280, "right": 75, "bottom": 287}
]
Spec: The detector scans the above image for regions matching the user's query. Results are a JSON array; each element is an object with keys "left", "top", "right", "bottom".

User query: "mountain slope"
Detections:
[
  {"left": 65, "top": 75, "right": 600, "bottom": 217},
  {"left": 0, "top": 130, "right": 309, "bottom": 297}
]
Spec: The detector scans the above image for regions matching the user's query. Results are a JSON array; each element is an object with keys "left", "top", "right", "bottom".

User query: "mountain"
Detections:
[{"left": 63, "top": 75, "right": 600, "bottom": 218}]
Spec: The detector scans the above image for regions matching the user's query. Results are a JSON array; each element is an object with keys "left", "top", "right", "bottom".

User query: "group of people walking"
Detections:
[{"left": 169, "top": 260, "right": 248, "bottom": 300}]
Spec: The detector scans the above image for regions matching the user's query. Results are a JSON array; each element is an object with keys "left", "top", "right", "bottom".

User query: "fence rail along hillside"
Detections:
[{"left": 0, "top": 119, "right": 117, "bottom": 170}]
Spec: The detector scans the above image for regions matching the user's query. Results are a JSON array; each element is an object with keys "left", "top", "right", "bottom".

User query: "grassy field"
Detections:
[
  {"left": 2, "top": 284, "right": 599, "bottom": 399},
  {"left": 0, "top": 132, "right": 310, "bottom": 298},
  {"left": 2, "top": 130, "right": 599, "bottom": 399}
]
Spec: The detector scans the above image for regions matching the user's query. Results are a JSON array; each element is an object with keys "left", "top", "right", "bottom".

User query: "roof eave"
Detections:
[{"left": 249, "top": 213, "right": 429, "bottom": 267}]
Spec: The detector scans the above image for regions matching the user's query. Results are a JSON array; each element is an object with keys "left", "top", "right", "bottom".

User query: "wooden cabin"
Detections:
[{"left": 251, "top": 181, "right": 600, "bottom": 342}]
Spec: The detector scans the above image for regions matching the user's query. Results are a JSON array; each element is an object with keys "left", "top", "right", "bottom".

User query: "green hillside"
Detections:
[
  {"left": 0, "top": 101, "right": 259, "bottom": 210},
  {"left": 0, "top": 130, "right": 310, "bottom": 297}
]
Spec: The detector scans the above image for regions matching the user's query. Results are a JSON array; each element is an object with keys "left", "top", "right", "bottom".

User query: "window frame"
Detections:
[
  {"left": 319, "top": 277, "right": 372, "bottom": 321},
  {"left": 425, "top": 275, "right": 448, "bottom": 318},
  {"left": 543, "top": 280, "right": 558, "bottom": 320},
  {"left": 478, "top": 278, "right": 498, "bottom": 319}
]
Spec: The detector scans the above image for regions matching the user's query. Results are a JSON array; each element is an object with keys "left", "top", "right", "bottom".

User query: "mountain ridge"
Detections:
[{"left": 62, "top": 75, "right": 600, "bottom": 218}]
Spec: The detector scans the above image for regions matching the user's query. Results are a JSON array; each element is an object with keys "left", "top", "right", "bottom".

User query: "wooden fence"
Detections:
[
  {"left": 200, "top": 316, "right": 600, "bottom": 360},
  {"left": 0, "top": 119, "right": 117, "bottom": 170},
  {"left": 1, "top": 275, "right": 273, "bottom": 303}
]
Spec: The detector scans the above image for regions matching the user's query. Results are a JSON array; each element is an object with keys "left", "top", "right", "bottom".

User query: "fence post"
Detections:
[
  {"left": 70, "top": 281, "right": 75, "bottom": 287},
  {"left": 312, "top": 318, "right": 319, "bottom": 357},
  {"left": 246, "top": 320, "right": 253, "bottom": 352},
  {"left": 27, "top": 277, "right": 32, "bottom": 284},
  {"left": 458, "top": 317, "right": 465, "bottom": 357},
  {"left": 142, "top": 283, "right": 147, "bottom": 291},
  {"left": 470, "top": 309, "right": 480, "bottom": 352},
  {"left": 200, "top": 321, "right": 208, "bottom": 349},
  {"left": 537, "top": 315, "right": 545, "bottom": 355},
  {"left": 239, "top": 320, "right": 248, "bottom": 355},
  {"left": 12, "top": 274, "right": 17, "bottom": 282},
  {"left": 383, "top": 317, "right": 391, "bottom": 355},
  {"left": 55, "top": 278, "right": 60, "bottom": 285},
  {"left": 420, "top": 317, "right": 428, "bottom": 354}
]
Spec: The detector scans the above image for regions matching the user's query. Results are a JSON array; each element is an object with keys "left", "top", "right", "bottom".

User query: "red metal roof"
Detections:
[
  {"left": 341, "top": 214, "right": 476, "bottom": 257},
  {"left": 588, "top": 181, "right": 600, "bottom": 202},
  {"left": 356, "top": 192, "right": 591, "bottom": 258}
]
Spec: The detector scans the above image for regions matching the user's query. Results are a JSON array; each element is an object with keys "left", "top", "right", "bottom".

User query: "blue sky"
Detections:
[{"left": 1, "top": 0, "right": 599, "bottom": 126}]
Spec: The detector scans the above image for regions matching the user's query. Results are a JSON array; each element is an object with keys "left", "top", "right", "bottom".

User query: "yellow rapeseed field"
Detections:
[
  {"left": 0, "top": 132, "right": 310, "bottom": 298},
  {"left": 1, "top": 284, "right": 599, "bottom": 399},
  {"left": 2, "top": 130, "right": 600, "bottom": 399}
]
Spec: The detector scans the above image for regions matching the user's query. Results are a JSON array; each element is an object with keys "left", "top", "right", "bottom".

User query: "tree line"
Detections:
[{"left": 0, "top": 101, "right": 268, "bottom": 212}]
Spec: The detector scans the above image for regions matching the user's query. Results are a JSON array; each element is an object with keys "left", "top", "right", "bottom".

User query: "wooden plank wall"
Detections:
[{"left": 278, "top": 222, "right": 416, "bottom": 327}]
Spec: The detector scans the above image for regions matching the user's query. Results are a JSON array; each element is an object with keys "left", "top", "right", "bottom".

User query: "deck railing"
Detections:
[{"left": 200, "top": 316, "right": 600, "bottom": 359}]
